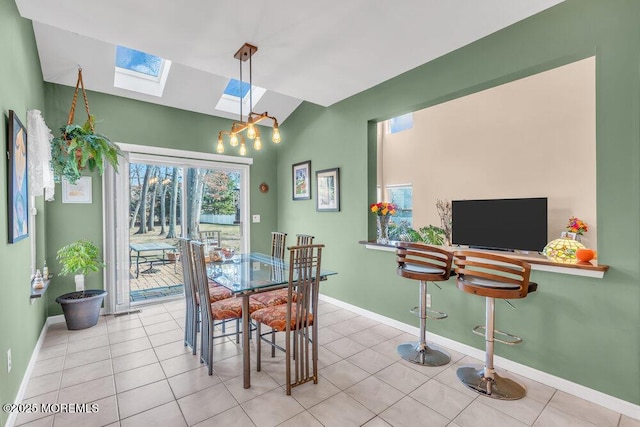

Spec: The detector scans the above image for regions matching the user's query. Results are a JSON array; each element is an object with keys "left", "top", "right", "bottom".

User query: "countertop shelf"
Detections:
[{"left": 359, "top": 240, "right": 609, "bottom": 278}]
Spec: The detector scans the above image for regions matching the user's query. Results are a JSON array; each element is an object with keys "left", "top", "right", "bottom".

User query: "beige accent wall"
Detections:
[{"left": 378, "top": 56, "right": 596, "bottom": 249}]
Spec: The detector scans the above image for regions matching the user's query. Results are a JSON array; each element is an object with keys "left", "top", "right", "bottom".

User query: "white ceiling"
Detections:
[{"left": 16, "top": 0, "right": 563, "bottom": 123}]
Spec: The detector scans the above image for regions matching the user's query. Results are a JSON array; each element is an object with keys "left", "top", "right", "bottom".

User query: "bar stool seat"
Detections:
[
  {"left": 396, "top": 243, "right": 453, "bottom": 367},
  {"left": 454, "top": 250, "right": 538, "bottom": 400}
]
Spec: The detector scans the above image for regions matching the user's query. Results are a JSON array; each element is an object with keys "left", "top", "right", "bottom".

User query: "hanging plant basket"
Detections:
[{"left": 50, "top": 68, "right": 121, "bottom": 184}]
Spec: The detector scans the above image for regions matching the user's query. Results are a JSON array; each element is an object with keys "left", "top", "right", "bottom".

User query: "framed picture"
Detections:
[
  {"left": 316, "top": 168, "right": 340, "bottom": 212},
  {"left": 62, "top": 177, "right": 93, "bottom": 203},
  {"left": 292, "top": 161, "right": 311, "bottom": 200},
  {"left": 561, "top": 231, "right": 577, "bottom": 240},
  {"left": 8, "top": 111, "right": 28, "bottom": 243}
]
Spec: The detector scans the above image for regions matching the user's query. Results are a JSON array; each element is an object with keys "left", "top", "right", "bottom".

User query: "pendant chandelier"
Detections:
[{"left": 216, "top": 43, "right": 281, "bottom": 156}]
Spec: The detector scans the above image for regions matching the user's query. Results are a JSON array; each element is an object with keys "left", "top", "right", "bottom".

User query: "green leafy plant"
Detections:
[
  {"left": 56, "top": 240, "right": 105, "bottom": 277},
  {"left": 416, "top": 225, "right": 446, "bottom": 245},
  {"left": 50, "top": 116, "right": 121, "bottom": 184},
  {"left": 388, "top": 221, "right": 446, "bottom": 245}
]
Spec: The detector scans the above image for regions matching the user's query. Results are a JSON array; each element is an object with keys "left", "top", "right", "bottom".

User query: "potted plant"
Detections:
[
  {"left": 55, "top": 239, "right": 108, "bottom": 330},
  {"left": 50, "top": 68, "right": 121, "bottom": 185},
  {"left": 50, "top": 115, "right": 121, "bottom": 184}
]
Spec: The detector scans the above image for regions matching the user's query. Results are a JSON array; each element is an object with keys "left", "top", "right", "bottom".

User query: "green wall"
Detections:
[
  {"left": 44, "top": 84, "right": 280, "bottom": 315},
  {"left": 277, "top": 0, "right": 640, "bottom": 405},
  {"left": 0, "top": 2, "right": 47, "bottom": 425}
]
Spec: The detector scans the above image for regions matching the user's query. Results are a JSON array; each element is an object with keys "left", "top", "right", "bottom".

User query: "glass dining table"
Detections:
[{"left": 207, "top": 252, "right": 337, "bottom": 389}]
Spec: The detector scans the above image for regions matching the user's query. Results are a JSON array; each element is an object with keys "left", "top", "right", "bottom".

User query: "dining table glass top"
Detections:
[{"left": 207, "top": 252, "right": 336, "bottom": 294}]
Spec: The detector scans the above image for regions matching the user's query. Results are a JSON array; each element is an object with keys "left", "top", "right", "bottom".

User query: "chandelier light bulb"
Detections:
[
  {"left": 230, "top": 133, "right": 238, "bottom": 146},
  {"left": 247, "top": 123, "right": 256, "bottom": 140},
  {"left": 272, "top": 126, "right": 281, "bottom": 144},
  {"left": 216, "top": 140, "right": 225, "bottom": 153},
  {"left": 239, "top": 141, "right": 247, "bottom": 156},
  {"left": 254, "top": 136, "right": 262, "bottom": 150}
]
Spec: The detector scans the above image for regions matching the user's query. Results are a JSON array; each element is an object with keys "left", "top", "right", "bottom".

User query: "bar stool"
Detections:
[
  {"left": 396, "top": 243, "right": 453, "bottom": 366},
  {"left": 453, "top": 251, "right": 538, "bottom": 400}
]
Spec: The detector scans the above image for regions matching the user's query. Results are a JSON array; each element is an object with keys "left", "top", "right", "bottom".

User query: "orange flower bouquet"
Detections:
[
  {"left": 370, "top": 202, "right": 397, "bottom": 216},
  {"left": 370, "top": 202, "right": 397, "bottom": 244},
  {"left": 566, "top": 216, "right": 589, "bottom": 235}
]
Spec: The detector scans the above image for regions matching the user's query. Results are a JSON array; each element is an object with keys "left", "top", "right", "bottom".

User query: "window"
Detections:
[
  {"left": 215, "top": 79, "right": 266, "bottom": 116},
  {"left": 386, "top": 185, "right": 413, "bottom": 226},
  {"left": 114, "top": 45, "right": 172, "bottom": 97},
  {"left": 388, "top": 113, "right": 413, "bottom": 134}
]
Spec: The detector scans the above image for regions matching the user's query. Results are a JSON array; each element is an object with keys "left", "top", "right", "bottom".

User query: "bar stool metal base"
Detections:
[
  {"left": 397, "top": 341, "right": 451, "bottom": 366},
  {"left": 456, "top": 365, "right": 526, "bottom": 400}
]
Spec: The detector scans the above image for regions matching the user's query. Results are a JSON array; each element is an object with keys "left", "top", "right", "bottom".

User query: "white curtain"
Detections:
[{"left": 27, "top": 109, "right": 55, "bottom": 201}]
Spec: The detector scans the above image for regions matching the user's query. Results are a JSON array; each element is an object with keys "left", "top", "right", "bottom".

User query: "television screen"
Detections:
[{"left": 451, "top": 197, "right": 548, "bottom": 252}]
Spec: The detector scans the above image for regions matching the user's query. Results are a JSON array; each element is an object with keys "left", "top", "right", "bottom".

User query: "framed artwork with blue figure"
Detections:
[{"left": 8, "top": 110, "right": 28, "bottom": 243}]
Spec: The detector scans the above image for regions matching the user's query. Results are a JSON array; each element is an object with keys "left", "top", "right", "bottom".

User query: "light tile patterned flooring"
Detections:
[{"left": 14, "top": 299, "right": 639, "bottom": 427}]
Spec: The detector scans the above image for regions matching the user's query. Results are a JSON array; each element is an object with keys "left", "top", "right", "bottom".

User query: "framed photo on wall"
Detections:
[
  {"left": 316, "top": 168, "right": 340, "bottom": 212},
  {"left": 8, "top": 110, "right": 29, "bottom": 243},
  {"left": 62, "top": 176, "right": 93, "bottom": 203},
  {"left": 292, "top": 160, "right": 311, "bottom": 200}
]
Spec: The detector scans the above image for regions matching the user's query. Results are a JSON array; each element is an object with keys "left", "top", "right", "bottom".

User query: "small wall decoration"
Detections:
[
  {"left": 8, "top": 110, "right": 29, "bottom": 243},
  {"left": 292, "top": 160, "right": 311, "bottom": 200},
  {"left": 316, "top": 168, "right": 340, "bottom": 212},
  {"left": 62, "top": 176, "right": 93, "bottom": 203}
]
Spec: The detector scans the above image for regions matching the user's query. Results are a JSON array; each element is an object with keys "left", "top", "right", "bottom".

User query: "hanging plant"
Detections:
[{"left": 50, "top": 68, "right": 121, "bottom": 184}]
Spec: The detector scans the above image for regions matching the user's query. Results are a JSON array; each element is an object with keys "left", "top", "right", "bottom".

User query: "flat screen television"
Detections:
[{"left": 451, "top": 197, "right": 548, "bottom": 252}]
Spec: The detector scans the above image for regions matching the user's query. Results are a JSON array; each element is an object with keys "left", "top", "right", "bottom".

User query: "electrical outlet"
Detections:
[
  {"left": 252, "top": 214, "right": 261, "bottom": 223},
  {"left": 7, "top": 349, "right": 12, "bottom": 373},
  {"left": 253, "top": 262, "right": 261, "bottom": 271},
  {"left": 426, "top": 293, "right": 432, "bottom": 308}
]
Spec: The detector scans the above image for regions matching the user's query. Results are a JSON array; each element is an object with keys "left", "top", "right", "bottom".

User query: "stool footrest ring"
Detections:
[
  {"left": 472, "top": 326, "right": 523, "bottom": 345},
  {"left": 409, "top": 307, "right": 448, "bottom": 320}
]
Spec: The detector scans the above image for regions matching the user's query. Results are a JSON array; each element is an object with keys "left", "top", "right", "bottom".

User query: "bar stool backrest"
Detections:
[
  {"left": 396, "top": 242, "right": 453, "bottom": 281},
  {"left": 271, "top": 232, "right": 287, "bottom": 259},
  {"left": 453, "top": 251, "right": 532, "bottom": 299}
]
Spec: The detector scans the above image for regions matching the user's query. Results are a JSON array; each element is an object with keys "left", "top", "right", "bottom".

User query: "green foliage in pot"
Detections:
[
  {"left": 389, "top": 221, "right": 446, "bottom": 245},
  {"left": 56, "top": 239, "right": 105, "bottom": 277},
  {"left": 50, "top": 115, "right": 122, "bottom": 184}
]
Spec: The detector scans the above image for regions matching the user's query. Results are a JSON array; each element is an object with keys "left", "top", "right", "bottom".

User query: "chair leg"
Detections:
[
  {"left": 457, "top": 297, "right": 526, "bottom": 400},
  {"left": 285, "top": 328, "right": 291, "bottom": 395},
  {"left": 256, "top": 322, "right": 262, "bottom": 372},
  {"left": 236, "top": 319, "right": 240, "bottom": 344},
  {"left": 271, "top": 330, "right": 276, "bottom": 358},
  {"left": 397, "top": 280, "right": 450, "bottom": 366}
]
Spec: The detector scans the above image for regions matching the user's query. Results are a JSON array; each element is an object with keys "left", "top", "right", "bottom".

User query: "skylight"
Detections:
[
  {"left": 215, "top": 79, "right": 266, "bottom": 116},
  {"left": 115, "top": 46, "right": 162, "bottom": 78},
  {"left": 114, "top": 45, "right": 172, "bottom": 97},
  {"left": 223, "top": 79, "right": 251, "bottom": 98}
]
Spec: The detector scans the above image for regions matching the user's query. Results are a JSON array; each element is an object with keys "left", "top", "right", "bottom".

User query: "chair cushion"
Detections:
[
  {"left": 401, "top": 263, "right": 445, "bottom": 275},
  {"left": 250, "top": 289, "right": 294, "bottom": 307},
  {"left": 459, "top": 276, "right": 520, "bottom": 290},
  {"left": 195, "top": 285, "right": 233, "bottom": 305},
  {"left": 250, "top": 304, "right": 313, "bottom": 332},
  {"left": 210, "top": 298, "right": 266, "bottom": 320}
]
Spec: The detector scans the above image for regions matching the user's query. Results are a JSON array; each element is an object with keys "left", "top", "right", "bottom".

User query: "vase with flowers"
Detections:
[
  {"left": 566, "top": 216, "right": 589, "bottom": 242},
  {"left": 370, "top": 202, "right": 397, "bottom": 244}
]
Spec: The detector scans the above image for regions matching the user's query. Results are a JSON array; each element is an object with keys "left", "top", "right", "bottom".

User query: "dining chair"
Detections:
[
  {"left": 250, "top": 244, "right": 324, "bottom": 394},
  {"left": 271, "top": 232, "right": 287, "bottom": 259},
  {"left": 251, "top": 232, "right": 290, "bottom": 307},
  {"left": 179, "top": 238, "right": 234, "bottom": 357},
  {"left": 177, "top": 238, "right": 197, "bottom": 354},
  {"left": 190, "top": 241, "right": 266, "bottom": 375},
  {"left": 296, "top": 234, "right": 315, "bottom": 246}
]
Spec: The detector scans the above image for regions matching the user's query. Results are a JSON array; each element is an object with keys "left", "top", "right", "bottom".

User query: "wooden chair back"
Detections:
[
  {"left": 271, "top": 232, "right": 287, "bottom": 259},
  {"left": 453, "top": 251, "right": 533, "bottom": 299},
  {"left": 199, "top": 230, "right": 222, "bottom": 248},
  {"left": 396, "top": 242, "right": 453, "bottom": 282}
]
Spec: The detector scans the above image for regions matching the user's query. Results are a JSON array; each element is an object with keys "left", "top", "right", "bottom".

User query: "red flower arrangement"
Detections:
[
  {"left": 567, "top": 216, "right": 589, "bottom": 235},
  {"left": 370, "top": 202, "right": 397, "bottom": 216}
]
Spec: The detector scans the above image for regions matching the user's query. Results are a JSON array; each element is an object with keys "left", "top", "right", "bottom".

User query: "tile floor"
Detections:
[{"left": 13, "top": 299, "right": 639, "bottom": 427}]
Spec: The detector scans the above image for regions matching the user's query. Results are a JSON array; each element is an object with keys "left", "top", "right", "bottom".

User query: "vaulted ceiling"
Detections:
[{"left": 17, "top": 0, "right": 563, "bottom": 123}]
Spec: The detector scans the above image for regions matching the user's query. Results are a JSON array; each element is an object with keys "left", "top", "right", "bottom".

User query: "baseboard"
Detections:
[
  {"left": 319, "top": 294, "right": 640, "bottom": 421},
  {"left": 5, "top": 317, "right": 55, "bottom": 427}
]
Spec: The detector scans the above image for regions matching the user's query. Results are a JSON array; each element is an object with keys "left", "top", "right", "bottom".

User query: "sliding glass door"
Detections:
[{"left": 104, "top": 151, "right": 249, "bottom": 313}]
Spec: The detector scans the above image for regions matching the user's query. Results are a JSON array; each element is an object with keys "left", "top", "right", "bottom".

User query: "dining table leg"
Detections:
[{"left": 242, "top": 294, "right": 251, "bottom": 389}]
